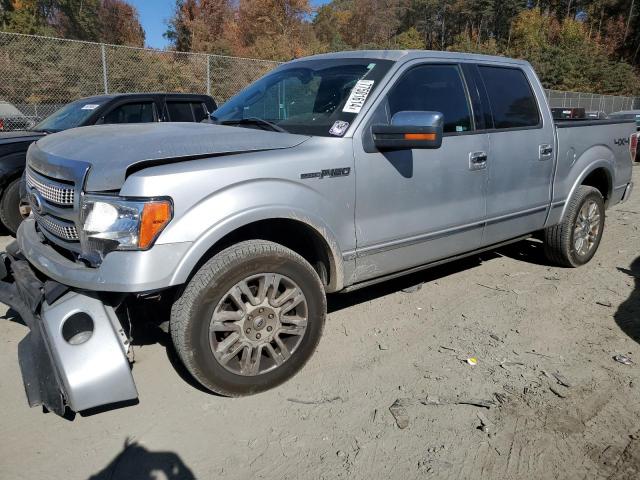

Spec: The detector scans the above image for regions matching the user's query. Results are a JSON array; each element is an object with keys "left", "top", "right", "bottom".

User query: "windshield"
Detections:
[
  {"left": 0, "top": 103, "right": 24, "bottom": 116},
  {"left": 35, "top": 99, "right": 105, "bottom": 132},
  {"left": 212, "top": 58, "right": 394, "bottom": 137}
]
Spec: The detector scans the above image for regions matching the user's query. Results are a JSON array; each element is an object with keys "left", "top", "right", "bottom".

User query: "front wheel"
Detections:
[
  {"left": 170, "top": 240, "right": 326, "bottom": 396},
  {"left": 543, "top": 186, "right": 605, "bottom": 267}
]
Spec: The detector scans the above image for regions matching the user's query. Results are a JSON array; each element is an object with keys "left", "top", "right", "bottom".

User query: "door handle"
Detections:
[
  {"left": 469, "top": 151, "right": 487, "bottom": 171},
  {"left": 539, "top": 144, "right": 553, "bottom": 160}
]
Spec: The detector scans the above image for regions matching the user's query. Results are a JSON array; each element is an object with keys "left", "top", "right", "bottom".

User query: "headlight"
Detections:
[{"left": 79, "top": 195, "right": 172, "bottom": 264}]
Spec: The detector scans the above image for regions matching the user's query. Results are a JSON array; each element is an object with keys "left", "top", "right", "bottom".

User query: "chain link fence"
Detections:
[
  {"left": 0, "top": 31, "right": 279, "bottom": 128},
  {"left": 0, "top": 31, "right": 638, "bottom": 130},
  {"left": 544, "top": 89, "right": 637, "bottom": 114}
]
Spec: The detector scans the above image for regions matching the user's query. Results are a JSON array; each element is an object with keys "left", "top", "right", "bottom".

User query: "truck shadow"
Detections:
[
  {"left": 329, "top": 252, "right": 497, "bottom": 313},
  {"left": 89, "top": 440, "right": 196, "bottom": 480},
  {"left": 494, "top": 238, "right": 555, "bottom": 267},
  {"left": 614, "top": 256, "right": 640, "bottom": 344}
]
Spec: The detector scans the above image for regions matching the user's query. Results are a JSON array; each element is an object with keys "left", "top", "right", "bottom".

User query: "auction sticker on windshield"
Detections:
[
  {"left": 343, "top": 80, "right": 374, "bottom": 114},
  {"left": 81, "top": 104, "right": 100, "bottom": 110}
]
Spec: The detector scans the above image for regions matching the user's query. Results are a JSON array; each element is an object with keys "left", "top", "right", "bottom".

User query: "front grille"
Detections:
[
  {"left": 34, "top": 213, "right": 79, "bottom": 241},
  {"left": 26, "top": 169, "right": 75, "bottom": 206}
]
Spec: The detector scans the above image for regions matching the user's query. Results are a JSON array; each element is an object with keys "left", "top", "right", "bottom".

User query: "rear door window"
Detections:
[
  {"left": 166, "top": 101, "right": 195, "bottom": 122},
  {"left": 478, "top": 66, "right": 540, "bottom": 129},
  {"left": 103, "top": 102, "right": 155, "bottom": 124},
  {"left": 166, "top": 101, "right": 209, "bottom": 122},
  {"left": 387, "top": 64, "right": 473, "bottom": 133}
]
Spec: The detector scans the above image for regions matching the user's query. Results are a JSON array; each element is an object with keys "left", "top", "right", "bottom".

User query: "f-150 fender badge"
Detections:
[
  {"left": 301, "top": 167, "right": 351, "bottom": 180},
  {"left": 614, "top": 137, "right": 630, "bottom": 146}
]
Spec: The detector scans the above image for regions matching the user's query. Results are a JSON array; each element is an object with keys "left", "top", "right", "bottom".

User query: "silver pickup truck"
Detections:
[{"left": 1, "top": 50, "right": 636, "bottom": 416}]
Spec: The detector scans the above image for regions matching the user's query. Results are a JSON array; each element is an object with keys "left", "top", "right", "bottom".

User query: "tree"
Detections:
[
  {"left": 100, "top": 0, "right": 145, "bottom": 47},
  {"left": 55, "top": 0, "right": 103, "bottom": 41},
  {"left": 1, "top": 0, "right": 56, "bottom": 35}
]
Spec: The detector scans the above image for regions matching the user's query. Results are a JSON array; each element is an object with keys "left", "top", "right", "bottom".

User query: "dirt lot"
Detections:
[{"left": 1, "top": 168, "right": 639, "bottom": 480}]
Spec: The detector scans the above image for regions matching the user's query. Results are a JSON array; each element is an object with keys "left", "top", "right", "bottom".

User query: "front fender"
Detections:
[
  {"left": 168, "top": 206, "right": 345, "bottom": 292},
  {"left": 155, "top": 178, "right": 349, "bottom": 292}
]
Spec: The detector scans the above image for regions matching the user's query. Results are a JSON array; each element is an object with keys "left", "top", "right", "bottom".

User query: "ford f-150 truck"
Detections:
[{"left": 0, "top": 50, "right": 635, "bottom": 416}]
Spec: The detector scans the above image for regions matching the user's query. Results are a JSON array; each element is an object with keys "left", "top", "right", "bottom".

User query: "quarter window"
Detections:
[
  {"left": 387, "top": 64, "right": 472, "bottom": 133},
  {"left": 478, "top": 66, "right": 540, "bottom": 129}
]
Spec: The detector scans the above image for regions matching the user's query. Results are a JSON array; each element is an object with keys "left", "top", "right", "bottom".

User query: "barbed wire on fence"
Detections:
[{"left": 0, "top": 30, "right": 637, "bottom": 125}]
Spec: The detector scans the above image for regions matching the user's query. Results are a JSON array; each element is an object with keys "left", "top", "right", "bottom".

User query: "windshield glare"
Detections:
[
  {"left": 35, "top": 99, "right": 104, "bottom": 132},
  {"left": 212, "top": 58, "right": 393, "bottom": 137}
]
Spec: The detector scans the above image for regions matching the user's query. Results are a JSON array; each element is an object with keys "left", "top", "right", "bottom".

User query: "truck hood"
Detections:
[{"left": 29, "top": 123, "right": 310, "bottom": 191}]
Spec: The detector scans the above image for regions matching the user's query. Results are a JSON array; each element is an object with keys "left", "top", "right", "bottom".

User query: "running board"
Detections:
[{"left": 342, "top": 235, "right": 532, "bottom": 293}]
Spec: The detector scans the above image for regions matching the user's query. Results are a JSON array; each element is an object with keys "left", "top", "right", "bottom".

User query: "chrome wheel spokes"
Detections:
[
  {"left": 209, "top": 273, "right": 309, "bottom": 376},
  {"left": 573, "top": 200, "right": 601, "bottom": 257}
]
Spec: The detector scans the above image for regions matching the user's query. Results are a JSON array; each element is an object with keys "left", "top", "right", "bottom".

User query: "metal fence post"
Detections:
[
  {"left": 101, "top": 44, "right": 108, "bottom": 94},
  {"left": 206, "top": 55, "right": 211, "bottom": 96}
]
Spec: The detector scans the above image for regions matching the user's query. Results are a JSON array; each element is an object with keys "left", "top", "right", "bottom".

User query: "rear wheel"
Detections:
[
  {"left": 170, "top": 240, "right": 326, "bottom": 396},
  {"left": 543, "top": 186, "right": 605, "bottom": 267},
  {"left": 0, "top": 178, "right": 24, "bottom": 236}
]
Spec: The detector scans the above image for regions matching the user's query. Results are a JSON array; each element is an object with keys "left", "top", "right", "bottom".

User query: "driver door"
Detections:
[{"left": 352, "top": 62, "right": 488, "bottom": 282}]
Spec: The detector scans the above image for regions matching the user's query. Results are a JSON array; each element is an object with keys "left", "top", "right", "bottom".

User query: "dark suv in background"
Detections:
[{"left": 0, "top": 93, "right": 216, "bottom": 234}]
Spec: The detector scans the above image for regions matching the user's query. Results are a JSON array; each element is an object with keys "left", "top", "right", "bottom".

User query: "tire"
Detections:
[
  {"left": 543, "top": 186, "right": 605, "bottom": 267},
  {"left": 170, "top": 240, "right": 326, "bottom": 396},
  {"left": 0, "top": 178, "right": 24, "bottom": 236}
]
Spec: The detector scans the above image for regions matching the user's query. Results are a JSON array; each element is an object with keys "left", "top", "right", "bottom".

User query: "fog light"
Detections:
[{"left": 61, "top": 312, "right": 94, "bottom": 345}]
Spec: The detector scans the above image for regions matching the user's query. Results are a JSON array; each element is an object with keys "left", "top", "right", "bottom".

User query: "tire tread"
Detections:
[{"left": 170, "top": 239, "right": 325, "bottom": 396}]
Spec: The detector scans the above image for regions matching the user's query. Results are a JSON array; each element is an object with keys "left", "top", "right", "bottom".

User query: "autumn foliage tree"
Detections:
[{"left": 1, "top": 0, "right": 144, "bottom": 46}]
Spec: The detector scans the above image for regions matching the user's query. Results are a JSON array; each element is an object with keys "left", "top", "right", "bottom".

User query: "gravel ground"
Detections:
[{"left": 1, "top": 168, "right": 639, "bottom": 480}]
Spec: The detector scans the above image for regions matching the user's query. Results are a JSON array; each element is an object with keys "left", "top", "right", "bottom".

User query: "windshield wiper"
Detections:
[{"left": 219, "top": 117, "right": 288, "bottom": 133}]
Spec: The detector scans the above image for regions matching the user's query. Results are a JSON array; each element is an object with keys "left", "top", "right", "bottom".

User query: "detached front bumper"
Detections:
[{"left": 0, "top": 249, "right": 138, "bottom": 415}]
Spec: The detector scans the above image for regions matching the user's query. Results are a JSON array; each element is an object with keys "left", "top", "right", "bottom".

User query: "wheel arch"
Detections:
[
  {"left": 559, "top": 160, "right": 613, "bottom": 223},
  {"left": 169, "top": 209, "right": 345, "bottom": 293}
]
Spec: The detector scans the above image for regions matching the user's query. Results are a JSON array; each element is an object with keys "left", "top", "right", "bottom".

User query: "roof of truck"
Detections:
[
  {"left": 295, "top": 50, "right": 530, "bottom": 67},
  {"left": 70, "top": 93, "right": 215, "bottom": 103}
]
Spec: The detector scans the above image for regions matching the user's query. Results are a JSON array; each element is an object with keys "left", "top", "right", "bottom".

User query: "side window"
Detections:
[
  {"left": 387, "top": 64, "right": 472, "bottom": 133},
  {"left": 478, "top": 66, "right": 540, "bottom": 129},
  {"left": 166, "top": 102, "right": 195, "bottom": 122},
  {"left": 103, "top": 102, "right": 155, "bottom": 124}
]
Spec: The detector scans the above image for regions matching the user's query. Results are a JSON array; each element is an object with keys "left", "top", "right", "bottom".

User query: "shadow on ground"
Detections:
[
  {"left": 329, "top": 238, "right": 549, "bottom": 313},
  {"left": 89, "top": 440, "right": 196, "bottom": 480},
  {"left": 615, "top": 256, "right": 640, "bottom": 344}
]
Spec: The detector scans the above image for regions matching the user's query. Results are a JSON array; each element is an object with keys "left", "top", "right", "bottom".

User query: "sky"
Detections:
[{"left": 129, "top": 0, "right": 330, "bottom": 50}]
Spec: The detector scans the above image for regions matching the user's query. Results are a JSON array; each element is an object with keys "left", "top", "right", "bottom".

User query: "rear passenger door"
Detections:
[
  {"left": 165, "top": 100, "right": 210, "bottom": 122},
  {"left": 475, "top": 64, "right": 555, "bottom": 244}
]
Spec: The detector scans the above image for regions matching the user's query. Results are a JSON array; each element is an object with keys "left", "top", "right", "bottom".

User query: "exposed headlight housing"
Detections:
[{"left": 79, "top": 195, "right": 172, "bottom": 265}]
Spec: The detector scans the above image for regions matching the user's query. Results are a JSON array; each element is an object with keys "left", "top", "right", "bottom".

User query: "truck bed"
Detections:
[{"left": 549, "top": 118, "right": 635, "bottom": 226}]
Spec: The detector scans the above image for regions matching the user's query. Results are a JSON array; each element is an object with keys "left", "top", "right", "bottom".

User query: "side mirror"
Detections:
[{"left": 372, "top": 111, "right": 443, "bottom": 150}]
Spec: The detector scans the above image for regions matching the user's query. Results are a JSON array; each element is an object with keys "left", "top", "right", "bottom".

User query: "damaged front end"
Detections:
[{"left": 0, "top": 243, "right": 138, "bottom": 416}]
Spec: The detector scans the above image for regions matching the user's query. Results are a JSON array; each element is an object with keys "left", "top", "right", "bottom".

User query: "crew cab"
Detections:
[
  {"left": 0, "top": 93, "right": 216, "bottom": 235},
  {"left": 0, "top": 51, "right": 635, "bottom": 416}
]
